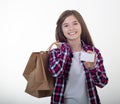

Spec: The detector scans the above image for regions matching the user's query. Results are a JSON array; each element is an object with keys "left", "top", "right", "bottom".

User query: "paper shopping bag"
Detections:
[{"left": 23, "top": 42, "right": 56, "bottom": 98}]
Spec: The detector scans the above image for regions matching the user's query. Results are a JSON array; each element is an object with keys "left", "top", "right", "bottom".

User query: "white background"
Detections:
[{"left": 0, "top": 0, "right": 120, "bottom": 104}]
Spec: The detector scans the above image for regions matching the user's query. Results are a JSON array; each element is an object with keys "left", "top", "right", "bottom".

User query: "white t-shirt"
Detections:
[{"left": 64, "top": 52, "right": 89, "bottom": 104}]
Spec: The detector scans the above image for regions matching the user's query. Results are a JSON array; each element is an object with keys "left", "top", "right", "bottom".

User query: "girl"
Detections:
[{"left": 48, "top": 10, "right": 108, "bottom": 104}]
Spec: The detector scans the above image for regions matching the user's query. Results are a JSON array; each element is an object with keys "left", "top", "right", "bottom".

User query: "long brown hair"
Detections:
[{"left": 55, "top": 10, "right": 94, "bottom": 46}]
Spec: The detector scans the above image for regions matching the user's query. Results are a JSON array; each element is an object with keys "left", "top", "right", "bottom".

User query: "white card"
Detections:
[{"left": 80, "top": 51, "right": 95, "bottom": 62}]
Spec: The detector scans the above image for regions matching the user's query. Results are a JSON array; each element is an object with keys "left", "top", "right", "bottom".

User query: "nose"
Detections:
[{"left": 69, "top": 25, "right": 74, "bottom": 30}]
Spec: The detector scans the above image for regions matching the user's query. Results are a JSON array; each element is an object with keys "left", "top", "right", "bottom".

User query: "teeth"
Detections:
[{"left": 69, "top": 32, "right": 76, "bottom": 35}]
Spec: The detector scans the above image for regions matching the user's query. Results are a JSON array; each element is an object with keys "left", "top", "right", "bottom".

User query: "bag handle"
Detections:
[{"left": 47, "top": 41, "right": 58, "bottom": 52}]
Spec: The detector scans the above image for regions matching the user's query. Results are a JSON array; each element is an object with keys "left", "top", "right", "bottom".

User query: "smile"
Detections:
[{"left": 68, "top": 32, "right": 77, "bottom": 35}]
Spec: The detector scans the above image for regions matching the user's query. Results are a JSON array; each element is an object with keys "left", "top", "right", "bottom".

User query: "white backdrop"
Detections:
[{"left": 0, "top": 0, "right": 120, "bottom": 104}]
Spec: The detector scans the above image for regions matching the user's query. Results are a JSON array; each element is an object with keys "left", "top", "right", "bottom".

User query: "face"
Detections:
[{"left": 62, "top": 15, "right": 82, "bottom": 42}]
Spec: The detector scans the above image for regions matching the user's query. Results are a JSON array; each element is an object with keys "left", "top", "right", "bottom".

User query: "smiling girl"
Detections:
[{"left": 48, "top": 10, "right": 108, "bottom": 104}]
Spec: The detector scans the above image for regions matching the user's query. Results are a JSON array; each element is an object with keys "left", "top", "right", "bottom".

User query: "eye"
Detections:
[
  {"left": 63, "top": 24, "right": 69, "bottom": 27},
  {"left": 62, "top": 23, "right": 69, "bottom": 27},
  {"left": 73, "top": 22, "right": 79, "bottom": 25}
]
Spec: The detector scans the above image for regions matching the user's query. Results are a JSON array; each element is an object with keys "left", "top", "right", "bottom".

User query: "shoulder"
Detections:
[
  {"left": 50, "top": 42, "right": 71, "bottom": 53},
  {"left": 87, "top": 45, "right": 101, "bottom": 54},
  {"left": 82, "top": 41, "right": 100, "bottom": 53}
]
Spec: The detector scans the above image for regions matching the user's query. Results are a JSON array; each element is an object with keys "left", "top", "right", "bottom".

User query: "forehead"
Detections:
[{"left": 63, "top": 15, "right": 78, "bottom": 23}]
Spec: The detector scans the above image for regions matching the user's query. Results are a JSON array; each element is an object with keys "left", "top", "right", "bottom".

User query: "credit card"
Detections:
[{"left": 80, "top": 51, "right": 95, "bottom": 62}]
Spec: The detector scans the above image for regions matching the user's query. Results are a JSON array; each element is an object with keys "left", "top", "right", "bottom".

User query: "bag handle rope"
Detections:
[{"left": 47, "top": 41, "right": 58, "bottom": 52}]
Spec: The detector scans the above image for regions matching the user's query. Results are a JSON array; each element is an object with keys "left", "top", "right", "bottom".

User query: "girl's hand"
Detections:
[
  {"left": 55, "top": 41, "right": 62, "bottom": 49},
  {"left": 84, "top": 50, "right": 96, "bottom": 70}
]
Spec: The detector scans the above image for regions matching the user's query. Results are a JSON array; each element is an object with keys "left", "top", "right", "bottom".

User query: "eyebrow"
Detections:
[{"left": 62, "top": 21, "right": 79, "bottom": 25}]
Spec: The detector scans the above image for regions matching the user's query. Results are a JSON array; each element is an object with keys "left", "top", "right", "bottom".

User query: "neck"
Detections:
[{"left": 68, "top": 40, "right": 82, "bottom": 52}]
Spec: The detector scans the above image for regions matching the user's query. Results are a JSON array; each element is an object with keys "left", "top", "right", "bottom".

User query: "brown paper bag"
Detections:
[{"left": 23, "top": 42, "right": 56, "bottom": 98}]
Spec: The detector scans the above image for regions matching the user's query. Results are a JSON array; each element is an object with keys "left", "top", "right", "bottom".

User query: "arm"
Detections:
[
  {"left": 88, "top": 48, "right": 108, "bottom": 88},
  {"left": 48, "top": 43, "right": 72, "bottom": 78}
]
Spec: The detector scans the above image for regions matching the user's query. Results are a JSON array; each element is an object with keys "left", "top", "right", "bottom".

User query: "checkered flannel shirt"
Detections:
[{"left": 48, "top": 41, "right": 108, "bottom": 104}]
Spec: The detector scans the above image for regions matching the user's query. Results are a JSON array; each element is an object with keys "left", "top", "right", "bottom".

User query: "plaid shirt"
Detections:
[{"left": 49, "top": 41, "right": 108, "bottom": 104}]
